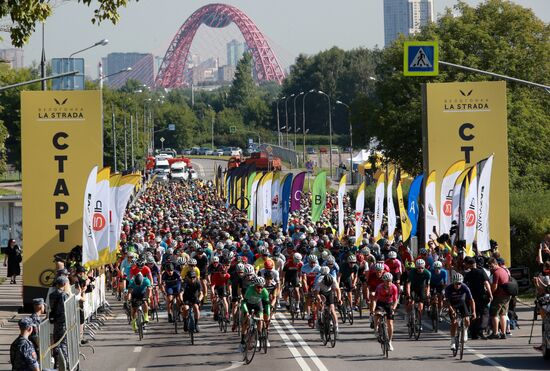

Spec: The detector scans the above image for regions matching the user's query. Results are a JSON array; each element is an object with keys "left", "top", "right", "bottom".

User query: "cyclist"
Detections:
[
  {"left": 445, "top": 272, "right": 476, "bottom": 350},
  {"left": 430, "top": 261, "right": 448, "bottom": 323},
  {"left": 120, "top": 251, "right": 136, "bottom": 292},
  {"left": 406, "top": 259, "right": 431, "bottom": 331},
  {"left": 313, "top": 266, "right": 341, "bottom": 336},
  {"left": 230, "top": 263, "right": 246, "bottom": 331},
  {"left": 385, "top": 251, "right": 403, "bottom": 287},
  {"left": 161, "top": 263, "right": 182, "bottom": 323},
  {"left": 128, "top": 273, "right": 152, "bottom": 331},
  {"left": 182, "top": 271, "right": 203, "bottom": 332},
  {"left": 367, "top": 263, "right": 387, "bottom": 317},
  {"left": 209, "top": 256, "right": 231, "bottom": 322},
  {"left": 181, "top": 258, "right": 200, "bottom": 280},
  {"left": 240, "top": 276, "right": 271, "bottom": 351},
  {"left": 193, "top": 248, "right": 209, "bottom": 304},
  {"left": 263, "top": 271, "right": 279, "bottom": 319},
  {"left": 339, "top": 254, "right": 359, "bottom": 311},
  {"left": 301, "top": 255, "right": 321, "bottom": 323},
  {"left": 282, "top": 253, "right": 303, "bottom": 310},
  {"left": 372, "top": 272, "right": 399, "bottom": 352},
  {"left": 130, "top": 258, "right": 153, "bottom": 283}
]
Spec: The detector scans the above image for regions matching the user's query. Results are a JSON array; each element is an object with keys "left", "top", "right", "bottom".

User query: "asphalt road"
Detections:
[{"left": 79, "top": 296, "right": 547, "bottom": 371}]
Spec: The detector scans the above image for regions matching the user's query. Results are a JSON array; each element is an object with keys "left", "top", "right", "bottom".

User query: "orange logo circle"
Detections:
[
  {"left": 93, "top": 213, "right": 106, "bottom": 231},
  {"left": 465, "top": 210, "right": 476, "bottom": 227}
]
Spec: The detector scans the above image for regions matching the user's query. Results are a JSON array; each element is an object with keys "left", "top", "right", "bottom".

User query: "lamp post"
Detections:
[
  {"left": 285, "top": 94, "right": 294, "bottom": 148},
  {"left": 98, "top": 67, "right": 132, "bottom": 90},
  {"left": 293, "top": 92, "right": 304, "bottom": 156},
  {"left": 317, "top": 90, "right": 333, "bottom": 179},
  {"left": 111, "top": 104, "right": 117, "bottom": 172},
  {"left": 302, "top": 89, "right": 316, "bottom": 163},
  {"left": 67, "top": 38, "right": 108, "bottom": 89},
  {"left": 336, "top": 100, "right": 352, "bottom": 184},
  {"left": 276, "top": 97, "right": 285, "bottom": 146}
]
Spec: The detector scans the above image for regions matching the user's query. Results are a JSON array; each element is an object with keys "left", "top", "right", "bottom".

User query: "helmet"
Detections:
[
  {"left": 155, "top": 236, "right": 162, "bottom": 243},
  {"left": 434, "top": 261, "right": 443, "bottom": 269},
  {"left": 147, "top": 256, "right": 155, "bottom": 264},
  {"left": 419, "top": 248, "right": 427, "bottom": 255},
  {"left": 212, "top": 256, "right": 220, "bottom": 263},
  {"left": 452, "top": 272, "right": 464, "bottom": 284},
  {"left": 187, "top": 270, "right": 197, "bottom": 279},
  {"left": 263, "top": 270, "right": 273, "bottom": 280},
  {"left": 293, "top": 253, "right": 302, "bottom": 262},
  {"left": 264, "top": 260, "right": 274, "bottom": 270},
  {"left": 236, "top": 263, "right": 245, "bottom": 273},
  {"left": 273, "top": 247, "right": 281, "bottom": 257},
  {"left": 374, "top": 263, "right": 385, "bottom": 272},
  {"left": 388, "top": 251, "right": 397, "bottom": 259},
  {"left": 134, "top": 273, "right": 143, "bottom": 285},
  {"left": 326, "top": 256, "right": 336, "bottom": 264},
  {"left": 321, "top": 250, "right": 330, "bottom": 260},
  {"left": 188, "top": 258, "right": 197, "bottom": 265},
  {"left": 347, "top": 255, "right": 357, "bottom": 263},
  {"left": 244, "top": 265, "right": 255, "bottom": 275},
  {"left": 166, "top": 248, "right": 173, "bottom": 255},
  {"left": 253, "top": 276, "right": 266, "bottom": 287},
  {"left": 322, "top": 274, "right": 334, "bottom": 286},
  {"left": 382, "top": 272, "right": 393, "bottom": 282},
  {"left": 307, "top": 255, "right": 318, "bottom": 263},
  {"left": 415, "top": 259, "right": 426, "bottom": 268},
  {"left": 360, "top": 247, "right": 371, "bottom": 255},
  {"left": 320, "top": 266, "right": 330, "bottom": 275},
  {"left": 177, "top": 257, "right": 186, "bottom": 265},
  {"left": 136, "top": 259, "right": 145, "bottom": 267}
]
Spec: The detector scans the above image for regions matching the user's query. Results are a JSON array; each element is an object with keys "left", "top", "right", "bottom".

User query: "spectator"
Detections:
[
  {"left": 10, "top": 317, "right": 40, "bottom": 371},
  {"left": 3, "top": 239, "right": 22, "bottom": 284},
  {"left": 537, "top": 233, "right": 550, "bottom": 271},
  {"left": 29, "top": 298, "right": 45, "bottom": 358},
  {"left": 49, "top": 276, "right": 71, "bottom": 368},
  {"left": 463, "top": 256, "right": 492, "bottom": 339},
  {"left": 487, "top": 257, "right": 512, "bottom": 339}
]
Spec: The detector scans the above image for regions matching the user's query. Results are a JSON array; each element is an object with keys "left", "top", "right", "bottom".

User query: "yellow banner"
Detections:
[
  {"left": 21, "top": 90, "right": 102, "bottom": 305},
  {"left": 423, "top": 81, "right": 510, "bottom": 262}
]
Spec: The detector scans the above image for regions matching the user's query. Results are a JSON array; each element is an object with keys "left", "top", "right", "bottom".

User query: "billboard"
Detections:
[
  {"left": 21, "top": 90, "right": 102, "bottom": 307},
  {"left": 422, "top": 81, "right": 510, "bottom": 263}
]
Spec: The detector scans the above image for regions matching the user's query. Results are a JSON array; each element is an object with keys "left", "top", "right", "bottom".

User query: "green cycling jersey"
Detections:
[{"left": 241, "top": 285, "right": 270, "bottom": 317}]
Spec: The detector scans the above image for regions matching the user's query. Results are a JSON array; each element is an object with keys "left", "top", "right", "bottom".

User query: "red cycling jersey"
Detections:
[
  {"left": 384, "top": 258, "right": 403, "bottom": 274},
  {"left": 375, "top": 283, "right": 399, "bottom": 304},
  {"left": 367, "top": 270, "right": 385, "bottom": 291},
  {"left": 130, "top": 265, "right": 153, "bottom": 282}
]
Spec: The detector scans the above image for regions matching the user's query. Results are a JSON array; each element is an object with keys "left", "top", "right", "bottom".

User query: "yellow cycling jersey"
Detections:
[{"left": 181, "top": 265, "right": 200, "bottom": 279}]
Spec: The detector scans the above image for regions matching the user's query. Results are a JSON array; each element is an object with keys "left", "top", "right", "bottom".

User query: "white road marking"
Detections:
[
  {"left": 272, "top": 317, "right": 311, "bottom": 371},
  {"left": 128, "top": 369, "right": 136, "bottom": 371},
  {"left": 467, "top": 348, "right": 509, "bottom": 370},
  {"left": 277, "top": 314, "right": 329, "bottom": 371},
  {"left": 215, "top": 360, "right": 245, "bottom": 371},
  {"left": 193, "top": 161, "right": 205, "bottom": 177},
  {"left": 133, "top": 346, "right": 142, "bottom": 353}
]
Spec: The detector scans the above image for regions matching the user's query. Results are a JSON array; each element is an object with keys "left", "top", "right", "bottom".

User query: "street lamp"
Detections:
[
  {"left": 98, "top": 67, "right": 132, "bottom": 90},
  {"left": 293, "top": 92, "right": 304, "bottom": 157},
  {"left": 317, "top": 90, "right": 333, "bottom": 179},
  {"left": 302, "top": 89, "right": 316, "bottom": 163},
  {"left": 67, "top": 38, "right": 109, "bottom": 89},
  {"left": 285, "top": 94, "right": 294, "bottom": 148},
  {"left": 336, "top": 100, "right": 352, "bottom": 184},
  {"left": 276, "top": 97, "right": 285, "bottom": 146}
]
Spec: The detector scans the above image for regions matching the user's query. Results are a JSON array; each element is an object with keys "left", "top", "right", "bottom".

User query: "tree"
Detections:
[
  {"left": 354, "top": 0, "right": 550, "bottom": 190},
  {"left": 227, "top": 52, "right": 256, "bottom": 109},
  {"left": 2, "top": 0, "right": 137, "bottom": 47}
]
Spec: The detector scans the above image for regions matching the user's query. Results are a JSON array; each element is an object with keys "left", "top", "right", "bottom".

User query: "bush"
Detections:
[{"left": 510, "top": 190, "right": 550, "bottom": 272}]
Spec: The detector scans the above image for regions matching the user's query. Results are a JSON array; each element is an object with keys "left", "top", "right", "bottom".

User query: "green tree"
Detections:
[
  {"left": 354, "top": 0, "right": 550, "bottom": 190},
  {"left": 2, "top": 0, "right": 137, "bottom": 47},
  {"left": 227, "top": 52, "right": 256, "bottom": 109}
]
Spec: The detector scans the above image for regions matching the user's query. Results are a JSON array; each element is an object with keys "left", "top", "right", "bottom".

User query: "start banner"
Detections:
[
  {"left": 422, "top": 81, "right": 510, "bottom": 263},
  {"left": 22, "top": 90, "right": 102, "bottom": 307}
]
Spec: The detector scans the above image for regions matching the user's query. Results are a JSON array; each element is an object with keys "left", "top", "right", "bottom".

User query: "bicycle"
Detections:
[
  {"left": 171, "top": 296, "right": 180, "bottom": 334},
  {"left": 355, "top": 284, "right": 364, "bottom": 319},
  {"left": 375, "top": 308, "right": 390, "bottom": 358},
  {"left": 407, "top": 299, "right": 422, "bottom": 340},
  {"left": 233, "top": 299, "right": 242, "bottom": 337},
  {"left": 339, "top": 287, "right": 354, "bottom": 325},
  {"left": 150, "top": 285, "right": 160, "bottom": 323},
  {"left": 288, "top": 285, "right": 300, "bottom": 324},
  {"left": 453, "top": 312, "right": 470, "bottom": 360},
  {"left": 319, "top": 298, "right": 337, "bottom": 348},
  {"left": 187, "top": 305, "right": 196, "bottom": 345},
  {"left": 429, "top": 291, "right": 440, "bottom": 333},
  {"left": 242, "top": 309, "right": 264, "bottom": 365},
  {"left": 124, "top": 298, "right": 132, "bottom": 325},
  {"left": 135, "top": 301, "right": 145, "bottom": 341},
  {"left": 217, "top": 293, "right": 228, "bottom": 333}
]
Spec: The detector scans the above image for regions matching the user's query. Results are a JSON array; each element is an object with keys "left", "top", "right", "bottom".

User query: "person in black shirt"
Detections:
[{"left": 464, "top": 256, "right": 492, "bottom": 339}]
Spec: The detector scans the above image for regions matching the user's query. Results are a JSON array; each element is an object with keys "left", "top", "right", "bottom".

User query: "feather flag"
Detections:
[
  {"left": 94, "top": 167, "right": 111, "bottom": 266},
  {"left": 290, "top": 172, "right": 306, "bottom": 212},
  {"left": 82, "top": 166, "right": 98, "bottom": 265},
  {"left": 424, "top": 170, "right": 439, "bottom": 246},
  {"left": 355, "top": 180, "right": 365, "bottom": 246},
  {"left": 108, "top": 173, "right": 121, "bottom": 256},
  {"left": 271, "top": 172, "right": 281, "bottom": 224},
  {"left": 452, "top": 167, "right": 471, "bottom": 243},
  {"left": 373, "top": 172, "right": 385, "bottom": 240},
  {"left": 477, "top": 155, "right": 494, "bottom": 252},
  {"left": 311, "top": 171, "right": 327, "bottom": 223},
  {"left": 281, "top": 174, "right": 293, "bottom": 233},
  {"left": 338, "top": 174, "right": 347, "bottom": 240},
  {"left": 440, "top": 160, "right": 465, "bottom": 236},
  {"left": 386, "top": 170, "right": 397, "bottom": 242},
  {"left": 463, "top": 166, "right": 478, "bottom": 256},
  {"left": 396, "top": 172, "right": 412, "bottom": 242},
  {"left": 407, "top": 174, "right": 423, "bottom": 237}
]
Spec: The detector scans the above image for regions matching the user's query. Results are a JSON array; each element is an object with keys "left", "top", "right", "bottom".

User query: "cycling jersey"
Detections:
[
  {"left": 130, "top": 265, "right": 152, "bottom": 281},
  {"left": 209, "top": 264, "right": 230, "bottom": 287},
  {"left": 194, "top": 254, "right": 209, "bottom": 276},
  {"left": 385, "top": 258, "right": 403, "bottom": 274},
  {"left": 182, "top": 280, "right": 202, "bottom": 303},
  {"left": 407, "top": 268, "right": 431, "bottom": 292},
  {"left": 283, "top": 260, "right": 303, "bottom": 283},
  {"left": 129, "top": 277, "right": 151, "bottom": 296},
  {"left": 367, "top": 270, "right": 385, "bottom": 291},
  {"left": 340, "top": 262, "right": 359, "bottom": 281},
  {"left": 181, "top": 265, "right": 201, "bottom": 279},
  {"left": 120, "top": 258, "right": 133, "bottom": 279},
  {"left": 301, "top": 263, "right": 321, "bottom": 288},
  {"left": 148, "top": 264, "right": 160, "bottom": 285},
  {"left": 430, "top": 268, "right": 448, "bottom": 286},
  {"left": 242, "top": 286, "right": 270, "bottom": 316},
  {"left": 444, "top": 283, "right": 473, "bottom": 306},
  {"left": 374, "top": 283, "right": 399, "bottom": 304},
  {"left": 161, "top": 271, "right": 181, "bottom": 288},
  {"left": 313, "top": 275, "right": 337, "bottom": 294}
]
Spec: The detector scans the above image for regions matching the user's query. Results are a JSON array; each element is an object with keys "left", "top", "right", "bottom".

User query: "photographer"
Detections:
[
  {"left": 537, "top": 234, "right": 550, "bottom": 271},
  {"left": 74, "top": 269, "right": 93, "bottom": 345}
]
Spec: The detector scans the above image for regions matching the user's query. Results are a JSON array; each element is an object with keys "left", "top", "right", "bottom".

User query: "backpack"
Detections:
[{"left": 500, "top": 271, "right": 519, "bottom": 296}]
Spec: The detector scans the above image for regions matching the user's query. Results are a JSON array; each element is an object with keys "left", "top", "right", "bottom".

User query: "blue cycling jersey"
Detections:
[{"left": 430, "top": 268, "right": 448, "bottom": 286}]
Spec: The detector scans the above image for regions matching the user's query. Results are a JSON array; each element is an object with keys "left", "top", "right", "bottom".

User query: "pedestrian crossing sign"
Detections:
[{"left": 404, "top": 41, "right": 438, "bottom": 76}]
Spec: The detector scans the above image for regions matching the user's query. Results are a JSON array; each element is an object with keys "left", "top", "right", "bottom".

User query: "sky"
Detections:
[{"left": 2, "top": 0, "right": 548, "bottom": 78}]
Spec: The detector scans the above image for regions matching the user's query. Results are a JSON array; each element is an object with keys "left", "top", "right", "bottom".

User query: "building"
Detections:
[
  {"left": 383, "top": 0, "right": 433, "bottom": 46},
  {"left": 218, "top": 65, "right": 236, "bottom": 83},
  {"left": 226, "top": 39, "right": 244, "bottom": 66},
  {"left": 0, "top": 48, "right": 24, "bottom": 69},
  {"left": 102, "top": 52, "right": 155, "bottom": 89}
]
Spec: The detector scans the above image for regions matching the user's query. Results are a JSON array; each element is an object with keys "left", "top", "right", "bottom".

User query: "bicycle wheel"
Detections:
[
  {"left": 348, "top": 298, "right": 354, "bottom": 326},
  {"left": 236, "top": 308, "right": 241, "bottom": 337},
  {"left": 173, "top": 302, "right": 179, "bottom": 334},
  {"left": 452, "top": 330, "right": 460, "bottom": 357},
  {"left": 329, "top": 315, "right": 337, "bottom": 348},
  {"left": 289, "top": 294, "right": 296, "bottom": 323},
  {"left": 244, "top": 326, "right": 258, "bottom": 364},
  {"left": 339, "top": 298, "right": 347, "bottom": 324},
  {"left": 320, "top": 314, "right": 328, "bottom": 345},
  {"left": 459, "top": 324, "right": 465, "bottom": 360},
  {"left": 300, "top": 295, "right": 306, "bottom": 320},
  {"left": 137, "top": 312, "right": 144, "bottom": 341},
  {"left": 261, "top": 326, "right": 268, "bottom": 354},
  {"left": 414, "top": 308, "right": 422, "bottom": 340},
  {"left": 380, "top": 321, "right": 389, "bottom": 359},
  {"left": 221, "top": 303, "right": 228, "bottom": 333},
  {"left": 357, "top": 290, "right": 363, "bottom": 319},
  {"left": 189, "top": 315, "right": 195, "bottom": 345},
  {"left": 430, "top": 305, "right": 438, "bottom": 333},
  {"left": 408, "top": 311, "right": 415, "bottom": 339}
]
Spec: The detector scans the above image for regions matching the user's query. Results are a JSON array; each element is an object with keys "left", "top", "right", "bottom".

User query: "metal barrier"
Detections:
[
  {"left": 38, "top": 318, "right": 53, "bottom": 370},
  {"left": 64, "top": 295, "right": 80, "bottom": 371}
]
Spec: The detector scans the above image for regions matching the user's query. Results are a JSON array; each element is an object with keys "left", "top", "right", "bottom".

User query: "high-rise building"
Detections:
[
  {"left": 226, "top": 39, "right": 244, "bottom": 66},
  {"left": 383, "top": 0, "right": 433, "bottom": 46},
  {"left": 0, "top": 48, "right": 24, "bottom": 69},
  {"left": 102, "top": 52, "right": 155, "bottom": 89}
]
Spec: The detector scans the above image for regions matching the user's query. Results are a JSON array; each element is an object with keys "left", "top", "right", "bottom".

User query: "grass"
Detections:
[
  {"left": 518, "top": 289, "right": 537, "bottom": 304},
  {"left": 187, "top": 155, "right": 231, "bottom": 161},
  {"left": 0, "top": 188, "right": 18, "bottom": 196}
]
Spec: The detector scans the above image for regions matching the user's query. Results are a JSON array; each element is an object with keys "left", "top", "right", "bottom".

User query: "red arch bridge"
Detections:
[{"left": 155, "top": 3, "right": 286, "bottom": 88}]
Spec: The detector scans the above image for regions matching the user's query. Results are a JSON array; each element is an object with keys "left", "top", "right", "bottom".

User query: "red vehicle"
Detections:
[{"left": 243, "top": 152, "right": 282, "bottom": 171}]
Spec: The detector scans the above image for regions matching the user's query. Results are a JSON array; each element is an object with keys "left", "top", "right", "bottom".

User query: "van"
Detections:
[
  {"left": 154, "top": 157, "right": 170, "bottom": 175},
  {"left": 169, "top": 161, "right": 188, "bottom": 181}
]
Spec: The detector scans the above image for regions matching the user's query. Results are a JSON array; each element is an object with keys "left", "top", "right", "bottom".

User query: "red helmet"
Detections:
[
  {"left": 356, "top": 254, "right": 365, "bottom": 263},
  {"left": 264, "top": 260, "right": 274, "bottom": 270}
]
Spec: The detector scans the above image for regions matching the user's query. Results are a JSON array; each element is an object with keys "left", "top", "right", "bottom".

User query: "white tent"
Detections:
[{"left": 350, "top": 149, "right": 370, "bottom": 164}]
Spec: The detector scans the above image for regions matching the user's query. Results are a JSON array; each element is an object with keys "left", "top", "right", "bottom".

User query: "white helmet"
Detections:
[
  {"left": 244, "top": 264, "right": 254, "bottom": 275},
  {"left": 374, "top": 262, "right": 385, "bottom": 272},
  {"left": 434, "top": 261, "right": 443, "bottom": 269},
  {"left": 293, "top": 253, "right": 302, "bottom": 262},
  {"left": 415, "top": 259, "right": 426, "bottom": 268},
  {"left": 382, "top": 272, "right": 393, "bottom": 282},
  {"left": 347, "top": 255, "right": 357, "bottom": 263},
  {"left": 212, "top": 256, "right": 220, "bottom": 263},
  {"left": 320, "top": 266, "right": 330, "bottom": 275},
  {"left": 388, "top": 251, "right": 397, "bottom": 259},
  {"left": 307, "top": 255, "right": 318, "bottom": 263}
]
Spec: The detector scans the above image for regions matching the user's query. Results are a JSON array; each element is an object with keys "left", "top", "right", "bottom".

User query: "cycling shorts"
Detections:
[
  {"left": 431, "top": 284, "right": 444, "bottom": 295},
  {"left": 165, "top": 285, "right": 181, "bottom": 296},
  {"left": 450, "top": 301, "right": 470, "bottom": 320},
  {"left": 214, "top": 285, "right": 227, "bottom": 298},
  {"left": 411, "top": 289, "right": 427, "bottom": 302},
  {"left": 375, "top": 302, "right": 394, "bottom": 320},
  {"left": 320, "top": 291, "right": 335, "bottom": 306}
]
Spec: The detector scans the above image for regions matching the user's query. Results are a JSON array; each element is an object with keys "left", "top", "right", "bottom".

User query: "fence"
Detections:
[
  {"left": 38, "top": 318, "right": 53, "bottom": 370},
  {"left": 260, "top": 143, "right": 301, "bottom": 168},
  {"left": 64, "top": 295, "right": 80, "bottom": 371}
]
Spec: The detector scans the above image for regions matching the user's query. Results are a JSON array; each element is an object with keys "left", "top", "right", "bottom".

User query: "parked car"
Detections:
[
  {"left": 331, "top": 146, "right": 339, "bottom": 153},
  {"left": 181, "top": 148, "right": 192, "bottom": 155},
  {"left": 221, "top": 147, "right": 232, "bottom": 156},
  {"left": 229, "top": 147, "right": 242, "bottom": 156},
  {"left": 319, "top": 147, "right": 328, "bottom": 154},
  {"left": 307, "top": 146, "right": 316, "bottom": 154},
  {"left": 213, "top": 149, "right": 224, "bottom": 156},
  {"left": 190, "top": 147, "right": 200, "bottom": 155},
  {"left": 204, "top": 149, "right": 214, "bottom": 156}
]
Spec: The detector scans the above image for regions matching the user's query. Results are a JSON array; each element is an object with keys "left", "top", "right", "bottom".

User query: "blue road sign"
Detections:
[{"left": 403, "top": 41, "right": 439, "bottom": 76}]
